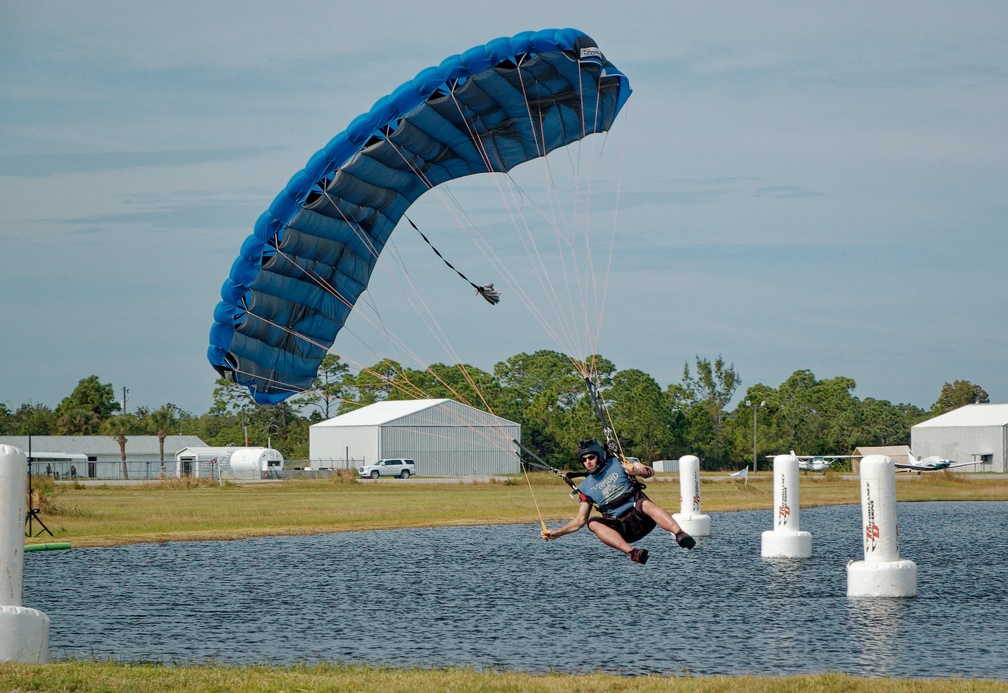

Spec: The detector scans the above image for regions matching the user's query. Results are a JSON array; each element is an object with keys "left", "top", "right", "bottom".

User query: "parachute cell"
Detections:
[{"left": 208, "top": 28, "right": 632, "bottom": 404}]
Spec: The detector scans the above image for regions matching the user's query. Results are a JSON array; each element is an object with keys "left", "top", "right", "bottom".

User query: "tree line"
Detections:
[{"left": 0, "top": 354, "right": 990, "bottom": 470}]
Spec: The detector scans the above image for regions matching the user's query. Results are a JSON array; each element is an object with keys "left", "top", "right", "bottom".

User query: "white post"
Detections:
[
  {"left": 672, "top": 455, "right": 711, "bottom": 536},
  {"left": 846, "top": 455, "right": 917, "bottom": 597},
  {"left": 761, "top": 454, "right": 812, "bottom": 558},
  {"left": 0, "top": 445, "right": 50, "bottom": 663}
]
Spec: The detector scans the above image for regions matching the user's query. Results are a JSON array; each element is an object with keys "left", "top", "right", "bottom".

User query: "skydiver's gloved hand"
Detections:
[{"left": 675, "top": 530, "right": 696, "bottom": 550}]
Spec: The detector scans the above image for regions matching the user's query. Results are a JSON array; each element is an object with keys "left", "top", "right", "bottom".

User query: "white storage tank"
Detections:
[{"left": 228, "top": 447, "right": 284, "bottom": 474}]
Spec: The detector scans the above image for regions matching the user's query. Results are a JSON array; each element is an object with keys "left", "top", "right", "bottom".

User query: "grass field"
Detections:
[
  {"left": 14, "top": 472, "right": 1008, "bottom": 691},
  {"left": 2, "top": 661, "right": 1007, "bottom": 693}
]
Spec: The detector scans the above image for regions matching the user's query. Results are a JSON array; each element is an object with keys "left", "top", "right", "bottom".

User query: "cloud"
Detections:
[
  {"left": 0, "top": 147, "right": 273, "bottom": 178},
  {"left": 754, "top": 185, "right": 826, "bottom": 199}
]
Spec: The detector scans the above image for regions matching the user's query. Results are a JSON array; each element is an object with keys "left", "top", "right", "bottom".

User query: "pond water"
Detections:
[{"left": 22, "top": 501, "right": 1008, "bottom": 678}]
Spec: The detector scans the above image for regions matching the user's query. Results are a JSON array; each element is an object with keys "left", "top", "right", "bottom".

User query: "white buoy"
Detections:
[
  {"left": 846, "top": 455, "right": 917, "bottom": 598},
  {"left": 672, "top": 454, "right": 710, "bottom": 536},
  {"left": 761, "top": 454, "right": 812, "bottom": 558},
  {"left": 0, "top": 445, "right": 50, "bottom": 663}
]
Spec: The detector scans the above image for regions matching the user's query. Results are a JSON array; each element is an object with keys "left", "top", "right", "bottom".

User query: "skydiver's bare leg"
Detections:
[
  {"left": 640, "top": 499, "right": 695, "bottom": 548},
  {"left": 587, "top": 519, "right": 633, "bottom": 554},
  {"left": 639, "top": 499, "right": 683, "bottom": 534}
]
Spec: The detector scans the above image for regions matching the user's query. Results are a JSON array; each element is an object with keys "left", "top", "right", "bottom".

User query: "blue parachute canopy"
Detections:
[{"left": 208, "top": 28, "right": 632, "bottom": 404}]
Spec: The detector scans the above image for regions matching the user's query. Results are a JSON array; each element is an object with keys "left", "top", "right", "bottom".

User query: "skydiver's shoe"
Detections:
[
  {"left": 675, "top": 531, "right": 696, "bottom": 549},
  {"left": 629, "top": 548, "right": 649, "bottom": 564}
]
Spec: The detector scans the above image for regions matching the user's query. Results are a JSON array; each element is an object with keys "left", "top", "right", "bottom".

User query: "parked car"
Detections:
[{"left": 358, "top": 458, "right": 416, "bottom": 479}]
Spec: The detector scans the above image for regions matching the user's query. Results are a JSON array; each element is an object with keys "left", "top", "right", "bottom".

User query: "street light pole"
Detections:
[{"left": 747, "top": 399, "right": 766, "bottom": 473}]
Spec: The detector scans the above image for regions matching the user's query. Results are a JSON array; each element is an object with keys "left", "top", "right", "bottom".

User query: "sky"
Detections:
[{"left": 2, "top": 1, "right": 1006, "bottom": 416}]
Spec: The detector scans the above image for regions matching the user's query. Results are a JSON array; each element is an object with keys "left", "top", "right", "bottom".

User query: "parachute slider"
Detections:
[
  {"left": 476, "top": 284, "right": 500, "bottom": 305},
  {"left": 405, "top": 215, "right": 501, "bottom": 306}
]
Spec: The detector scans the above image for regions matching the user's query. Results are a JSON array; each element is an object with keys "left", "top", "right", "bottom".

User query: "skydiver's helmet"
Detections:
[{"left": 577, "top": 438, "right": 608, "bottom": 476}]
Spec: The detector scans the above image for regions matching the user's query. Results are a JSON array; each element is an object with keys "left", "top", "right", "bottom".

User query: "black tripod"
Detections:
[{"left": 24, "top": 436, "right": 53, "bottom": 538}]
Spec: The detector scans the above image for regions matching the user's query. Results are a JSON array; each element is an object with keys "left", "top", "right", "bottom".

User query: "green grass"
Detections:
[{"left": 1, "top": 661, "right": 1005, "bottom": 693}]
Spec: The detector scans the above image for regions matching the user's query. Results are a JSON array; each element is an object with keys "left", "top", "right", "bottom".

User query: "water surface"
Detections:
[{"left": 23, "top": 501, "right": 1008, "bottom": 678}]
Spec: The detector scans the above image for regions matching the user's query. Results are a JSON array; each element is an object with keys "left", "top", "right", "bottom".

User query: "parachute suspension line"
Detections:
[
  {"left": 572, "top": 57, "right": 607, "bottom": 362},
  {"left": 320, "top": 225, "right": 503, "bottom": 418},
  {"left": 486, "top": 173, "right": 581, "bottom": 354},
  {"left": 577, "top": 362, "right": 627, "bottom": 462},
  {"left": 575, "top": 56, "right": 590, "bottom": 176},
  {"left": 403, "top": 216, "right": 500, "bottom": 305},
  {"left": 314, "top": 342, "right": 509, "bottom": 443},
  {"left": 519, "top": 57, "right": 610, "bottom": 364},
  {"left": 274, "top": 236, "right": 505, "bottom": 409},
  {"left": 277, "top": 148, "right": 502, "bottom": 421},
  {"left": 448, "top": 89, "right": 497, "bottom": 175},
  {"left": 384, "top": 106, "right": 584, "bottom": 359},
  {"left": 270, "top": 246, "right": 357, "bottom": 312},
  {"left": 512, "top": 68, "right": 590, "bottom": 356},
  {"left": 462, "top": 68, "right": 591, "bottom": 361},
  {"left": 586, "top": 105, "right": 619, "bottom": 366},
  {"left": 404, "top": 62, "right": 608, "bottom": 367},
  {"left": 267, "top": 240, "right": 496, "bottom": 414},
  {"left": 515, "top": 58, "right": 547, "bottom": 160},
  {"left": 358, "top": 282, "right": 500, "bottom": 417},
  {"left": 311, "top": 183, "right": 498, "bottom": 395},
  {"left": 591, "top": 124, "right": 627, "bottom": 363},
  {"left": 391, "top": 62, "right": 606, "bottom": 365},
  {"left": 225, "top": 365, "right": 304, "bottom": 398},
  {"left": 511, "top": 60, "right": 586, "bottom": 354}
]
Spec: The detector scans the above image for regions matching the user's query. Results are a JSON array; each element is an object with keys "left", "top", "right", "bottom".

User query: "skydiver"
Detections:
[{"left": 540, "top": 439, "right": 696, "bottom": 564}]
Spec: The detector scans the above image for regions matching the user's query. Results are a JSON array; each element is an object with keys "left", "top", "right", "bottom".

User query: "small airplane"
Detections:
[
  {"left": 767, "top": 451, "right": 856, "bottom": 474},
  {"left": 894, "top": 454, "right": 974, "bottom": 473}
]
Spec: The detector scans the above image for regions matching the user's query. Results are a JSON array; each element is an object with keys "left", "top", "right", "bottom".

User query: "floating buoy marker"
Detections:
[
  {"left": 672, "top": 455, "right": 711, "bottom": 537},
  {"left": 0, "top": 445, "right": 50, "bottom": 663},
  {"left": 846, "top": 455, "right": 917, "bottom": 597},
  {"left": 761, "top": 453, "right": 812, "bottom": 558}
]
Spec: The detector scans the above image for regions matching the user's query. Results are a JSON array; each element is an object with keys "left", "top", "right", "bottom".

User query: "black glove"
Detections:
[{"left": 675, "top": 531, "right": 696, "bottom": 550}]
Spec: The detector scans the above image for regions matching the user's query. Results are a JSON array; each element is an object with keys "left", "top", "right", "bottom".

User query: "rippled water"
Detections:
[{"left": 22, "top": 501, "right": 1008, "bottom": 678}]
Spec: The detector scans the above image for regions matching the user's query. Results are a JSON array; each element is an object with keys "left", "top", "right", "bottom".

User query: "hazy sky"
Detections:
[{"left": 2, "top": 2, "right": 1006, "bottom": 416}]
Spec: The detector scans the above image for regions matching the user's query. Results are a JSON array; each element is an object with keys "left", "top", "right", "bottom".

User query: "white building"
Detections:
[
  {"left": 309, "top": 399, "right": 520, "bottom": 476},
  {"left": 911, "top": 404, "right": 1008, "bottom": 473},
  {"left": 0, "top": 435, "right": 208, "bottom": 479},
  {"left": 851, "top": 445, "right": 912, "bottom": 473},
  {"left": 174, "top": 446, "right": 284, "bottom": 479}
]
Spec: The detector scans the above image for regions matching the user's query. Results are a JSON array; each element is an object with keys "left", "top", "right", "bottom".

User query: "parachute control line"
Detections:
[
  {"left": 761, "top": 453, "right": 812, "bottom": 559},
  {"left": 404, "top": 216, "right": 500, "bottom": 305}
]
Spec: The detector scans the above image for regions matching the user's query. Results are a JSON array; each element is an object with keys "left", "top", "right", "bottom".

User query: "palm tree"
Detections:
[
  {"left": 100, "top": 415, "right": 137, "bottom": 479},
  {"left": 148, "top": 405, "right": 180, "bottom": 475}
]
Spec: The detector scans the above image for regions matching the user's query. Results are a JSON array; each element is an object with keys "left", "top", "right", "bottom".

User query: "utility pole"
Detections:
[
  {"left": 122, "top": 387, "right": 129, "bottom": 415},
  {"left": 747, "top": 399, "right": 766, "bottom": 473}
]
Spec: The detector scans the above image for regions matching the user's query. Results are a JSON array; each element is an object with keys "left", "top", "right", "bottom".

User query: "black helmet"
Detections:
[{"left": 577, "top": 438, "right": 607, "bottom": 475}]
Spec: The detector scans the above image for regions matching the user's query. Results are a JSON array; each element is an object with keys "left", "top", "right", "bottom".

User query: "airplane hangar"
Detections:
[
  {"left": 911, "top": 403, "right": 1008, "bottom": 473},
  {"left": 309, "top": 398, "right": 520, "bottom": 476}
]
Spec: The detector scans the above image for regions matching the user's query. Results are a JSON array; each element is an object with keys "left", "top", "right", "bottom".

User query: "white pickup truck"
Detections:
[{"left": 358, "top": 458, "right": 416, "bottom": 479}]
